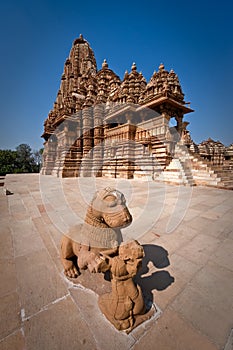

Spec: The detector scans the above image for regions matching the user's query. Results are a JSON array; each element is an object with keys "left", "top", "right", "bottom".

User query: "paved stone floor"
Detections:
[{"left": 0, "top": 174, "right": 233, "bottom": 350}]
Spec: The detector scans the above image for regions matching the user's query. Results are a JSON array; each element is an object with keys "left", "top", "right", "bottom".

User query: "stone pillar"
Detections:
[
  {"left": 175, "top": 114, "right": 183, "bottom": 135},
  {"left": 93, "top": 103, "right": 104, "bottom": 177},
  {"left": 101, "top": 122, "right": 111, "bottom": 178},
  {"left": 74, "top": 114, "right": 83, "bottom": 176},
  {"left": 61, "top": 119, "right": 82, "bottom": 177},
  {"left": 40, "top": 136, "right": 57, "bottom": 175},
  {"left": 51, "top": 120, "right": 70, "bottom": 177},
  {"left": 80, "top": 105, "right": 93, "bottom": 176}
]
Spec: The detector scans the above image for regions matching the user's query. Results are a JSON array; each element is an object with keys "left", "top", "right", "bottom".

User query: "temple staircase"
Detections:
[
  {"left": 154, "top": 143, "right": 221, "bottom": 187},
  {"left": 154, "top": 156, "right": 195, "bottom": 186},
  {"left": 205, "top": 161, "right": 233, "bottom": 190},
  {"left": 154, "top": 143, "right": 195, "bottom": 186},
  {"left": 154, "top": 143, "right": 233, "bottom": 189}
]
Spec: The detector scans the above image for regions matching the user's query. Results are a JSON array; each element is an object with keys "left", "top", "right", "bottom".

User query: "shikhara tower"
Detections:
[{"left": 41, "top": 34, "right": 194, "bottom": 179}]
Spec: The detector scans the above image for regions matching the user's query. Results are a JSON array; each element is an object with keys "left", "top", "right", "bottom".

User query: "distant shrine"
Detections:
[{"left": 41, "top": 35, "right": 233, "bottom": 189}]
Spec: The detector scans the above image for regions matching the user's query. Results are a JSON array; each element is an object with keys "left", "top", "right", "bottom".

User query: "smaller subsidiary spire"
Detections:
[
  {"left": 102, "top": 59, "right": 108, "bottom": 69},
  {"left": 131, "top": 62, "right": 137, "bottom": 71},
  {"left": 124, "top": 70, "right": 129, "bottom": 79},
  {"left": 73, "top": 34, "right": 85, "bottom": 45},
  {"left": 159, "top": 63, "right": 165, "bottom": 71}
]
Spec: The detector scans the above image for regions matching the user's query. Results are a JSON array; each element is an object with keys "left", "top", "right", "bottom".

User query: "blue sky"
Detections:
[{"left": 0, "top": 0, "right": 232, "bottom": 151}]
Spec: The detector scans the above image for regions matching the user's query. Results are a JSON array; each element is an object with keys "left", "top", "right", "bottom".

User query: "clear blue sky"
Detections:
[{"left": 0, "top": 0, "right": 232, "bottom": 151}]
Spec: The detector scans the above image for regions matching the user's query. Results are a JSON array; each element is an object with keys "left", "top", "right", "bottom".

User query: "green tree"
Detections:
[
  {"left": 0, "top": 149, "right": 17, "bottom": 175},
  {"left": 32, "top": 148, "right": 43, "bottom": 172},
  {"left": 15, "top": 143, "right": 37, "bottom": 173},
  {"left": 0, "top": 144, "right": 43, "bottom": 175}
]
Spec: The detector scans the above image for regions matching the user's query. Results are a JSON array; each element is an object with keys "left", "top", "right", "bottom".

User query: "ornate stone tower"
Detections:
[
  {"left": 41, "top": 35, "right": 193, "bottom": 179},
  {"left": 41, "top": 34, "right": 97, "bottom": 176}
]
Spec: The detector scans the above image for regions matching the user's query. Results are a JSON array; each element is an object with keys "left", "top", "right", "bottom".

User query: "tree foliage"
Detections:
[
  {"left": 0, "top": 150, "right": 17, "bottom": 175},
  {"left": 0, "top": 144, "right": 43, "bottom": 176}
]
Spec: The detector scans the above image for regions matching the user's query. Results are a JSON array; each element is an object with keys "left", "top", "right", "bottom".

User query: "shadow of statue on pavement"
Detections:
[{"left": 134, "top": 244, "right": 175, "bottom": 308}]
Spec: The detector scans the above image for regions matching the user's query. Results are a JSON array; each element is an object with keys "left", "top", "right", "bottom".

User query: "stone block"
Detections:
[
  {"left": 32, "top": 217, "right": 60, "bottom": 260},
  {"left": 210, "top": 238, "right": 233, "bottom": 271},
  {"left": 177, "top": 233, "right": 220, "bottom": 265},
  {"left": 15, "top": 249, "right": 67, "bottom": 317},
  {"left": 168, "top": 253, "right": 200, "bottom": 282},
  {"left": 23, "top": 295, "right": 97, "bottom": 350},
  {"left": 0, "top": 259, "right": 17, "bottom": 297},
  {"left": 0, "top": 330, "right": 25, "bottom": 350},
  {"left": 9, "top": 219, "right": 44, "bottom": 257},
  {"left": 0, "top": 292, "right": 21, "bottom": 339},
  {"left": 171, "top": 261, "right": 233, "bottom": 348},
  {"left": 134, "top": 308, "right": 218, "bottom": 350},
  {"left": 70, "top": 287, "right": 135, "bottom": 350},
  {"left": 0, "top": 227, "right": 14, "bottom": 259}
]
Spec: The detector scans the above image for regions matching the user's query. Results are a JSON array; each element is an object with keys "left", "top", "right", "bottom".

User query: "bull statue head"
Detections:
[{"left": 85, "top": 187, "right": 132, "bottom": 229}]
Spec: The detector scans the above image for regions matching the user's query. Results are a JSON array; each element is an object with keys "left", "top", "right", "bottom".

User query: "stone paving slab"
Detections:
[
  {"left": 0, "top": 292, "right": 21, "bottom": 340},
  {"left": 133, "top": 308, "right": 219, "bottom": 350},
  {"left": 225, "top": 330, "right": 233, "bottom": 350},
  {"left": 15, "top": 249, "right": 67, "bottom": 318},
  {"left": 70, "top": 286, "right": 136, "bottom": 350},
  {"left": 23, "top": 295, "right": 97, "bottom": 350},
  {"left": 0, "top": 174, "right": 233, "bottom": 349},
  {"left": 0, "top": 330, "right": 25, "bottom": 350},
  {"left": 171, "top": 261, "right": 233, "bottom": 348}
]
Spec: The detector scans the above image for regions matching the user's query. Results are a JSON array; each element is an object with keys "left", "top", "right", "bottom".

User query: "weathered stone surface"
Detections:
[
  {"left": 69, "top": 269, "right": 111, "bottom": 295},
  {"left": 176, "top": 233, "right": 221, "bottom": 265},
  {"left": 0, "top": 259, "right": 17, "bottom": 297},
  {"left": 134, "top": 308, "right": 218, "bottom": 350},
  {"left": 0, "top": 330, "right": 25, "bottom": 350},
  {"left": 0, "top": 292, "right": 21, "bottom": 339},
  {"left": 211, "top": 238, "right": 233, "bottom": 271},
  {"left": 0, "top": 227, "right": 13, "bottom": 259},
  {"left": 10, "top": 219, "right": 44, "bottom": 257},
  {"left": 70, "top": 287, "right": 135, "bottom": 350},
  {"left": 23, "top": 296, "right": 97, "bottom": 350},
  {"left": 15, "top": 249, "right": 67, "bottom": 317},
  {"left": 152, "top": 252, "right": 201, "bottom": 310},
  {"left": 224, "top": 329, "right": 233, "bottom": 350},
  {"left": 32, "top": 217, "right": 61, "bottom": 261},
  {"left": 171, "top": 261, "right": 233, "bottom": 348}
]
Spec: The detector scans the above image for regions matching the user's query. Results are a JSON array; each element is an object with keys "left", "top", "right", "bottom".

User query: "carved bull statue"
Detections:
[{"left": 61, "top": 187, "right": 132, "bottom": 278}]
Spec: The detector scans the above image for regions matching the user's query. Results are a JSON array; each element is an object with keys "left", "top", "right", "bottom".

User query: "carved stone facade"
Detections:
[
  {"left": 41, "top": 35, "right": 193, "bottom": 179},
  {"left": 41, "top": 35, "right": 233, "bottom": 189}
]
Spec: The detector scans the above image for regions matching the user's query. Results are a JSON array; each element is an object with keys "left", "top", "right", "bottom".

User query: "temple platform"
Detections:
[{"left": 0, "top": 174, "right": 233, "bottom": 350}]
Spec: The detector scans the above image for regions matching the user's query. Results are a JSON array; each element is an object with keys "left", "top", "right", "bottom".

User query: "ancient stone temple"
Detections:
[
  {"left": 41, "top": 34, "right": 193, "bottom": 179},
  {"left": 41, "top": 35, "right": 233, "bottom": 189}
]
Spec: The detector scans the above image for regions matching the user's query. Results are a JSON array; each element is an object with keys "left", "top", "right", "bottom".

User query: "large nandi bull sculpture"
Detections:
[
  {"left": 61, "top": 187, "right": 132, "bottom": 277},
  {"left": 61, "top": 187, "right": 153, "bottom": 332}
]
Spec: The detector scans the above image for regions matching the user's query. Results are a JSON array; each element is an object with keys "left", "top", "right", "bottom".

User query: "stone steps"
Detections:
[
  {"left": 154, "top": 157, "right": 195, "bottom": 186},
  {"left": 173, "top": 144, "right": 233, "bottom": 189},
  {"left": 155, "top": 144, "right": 227, "bottom": 188}
]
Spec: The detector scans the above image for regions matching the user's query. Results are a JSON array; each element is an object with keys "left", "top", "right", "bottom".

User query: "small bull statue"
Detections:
[{"left": 61, "top": 187, "right": 132, "bottom": 278}]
